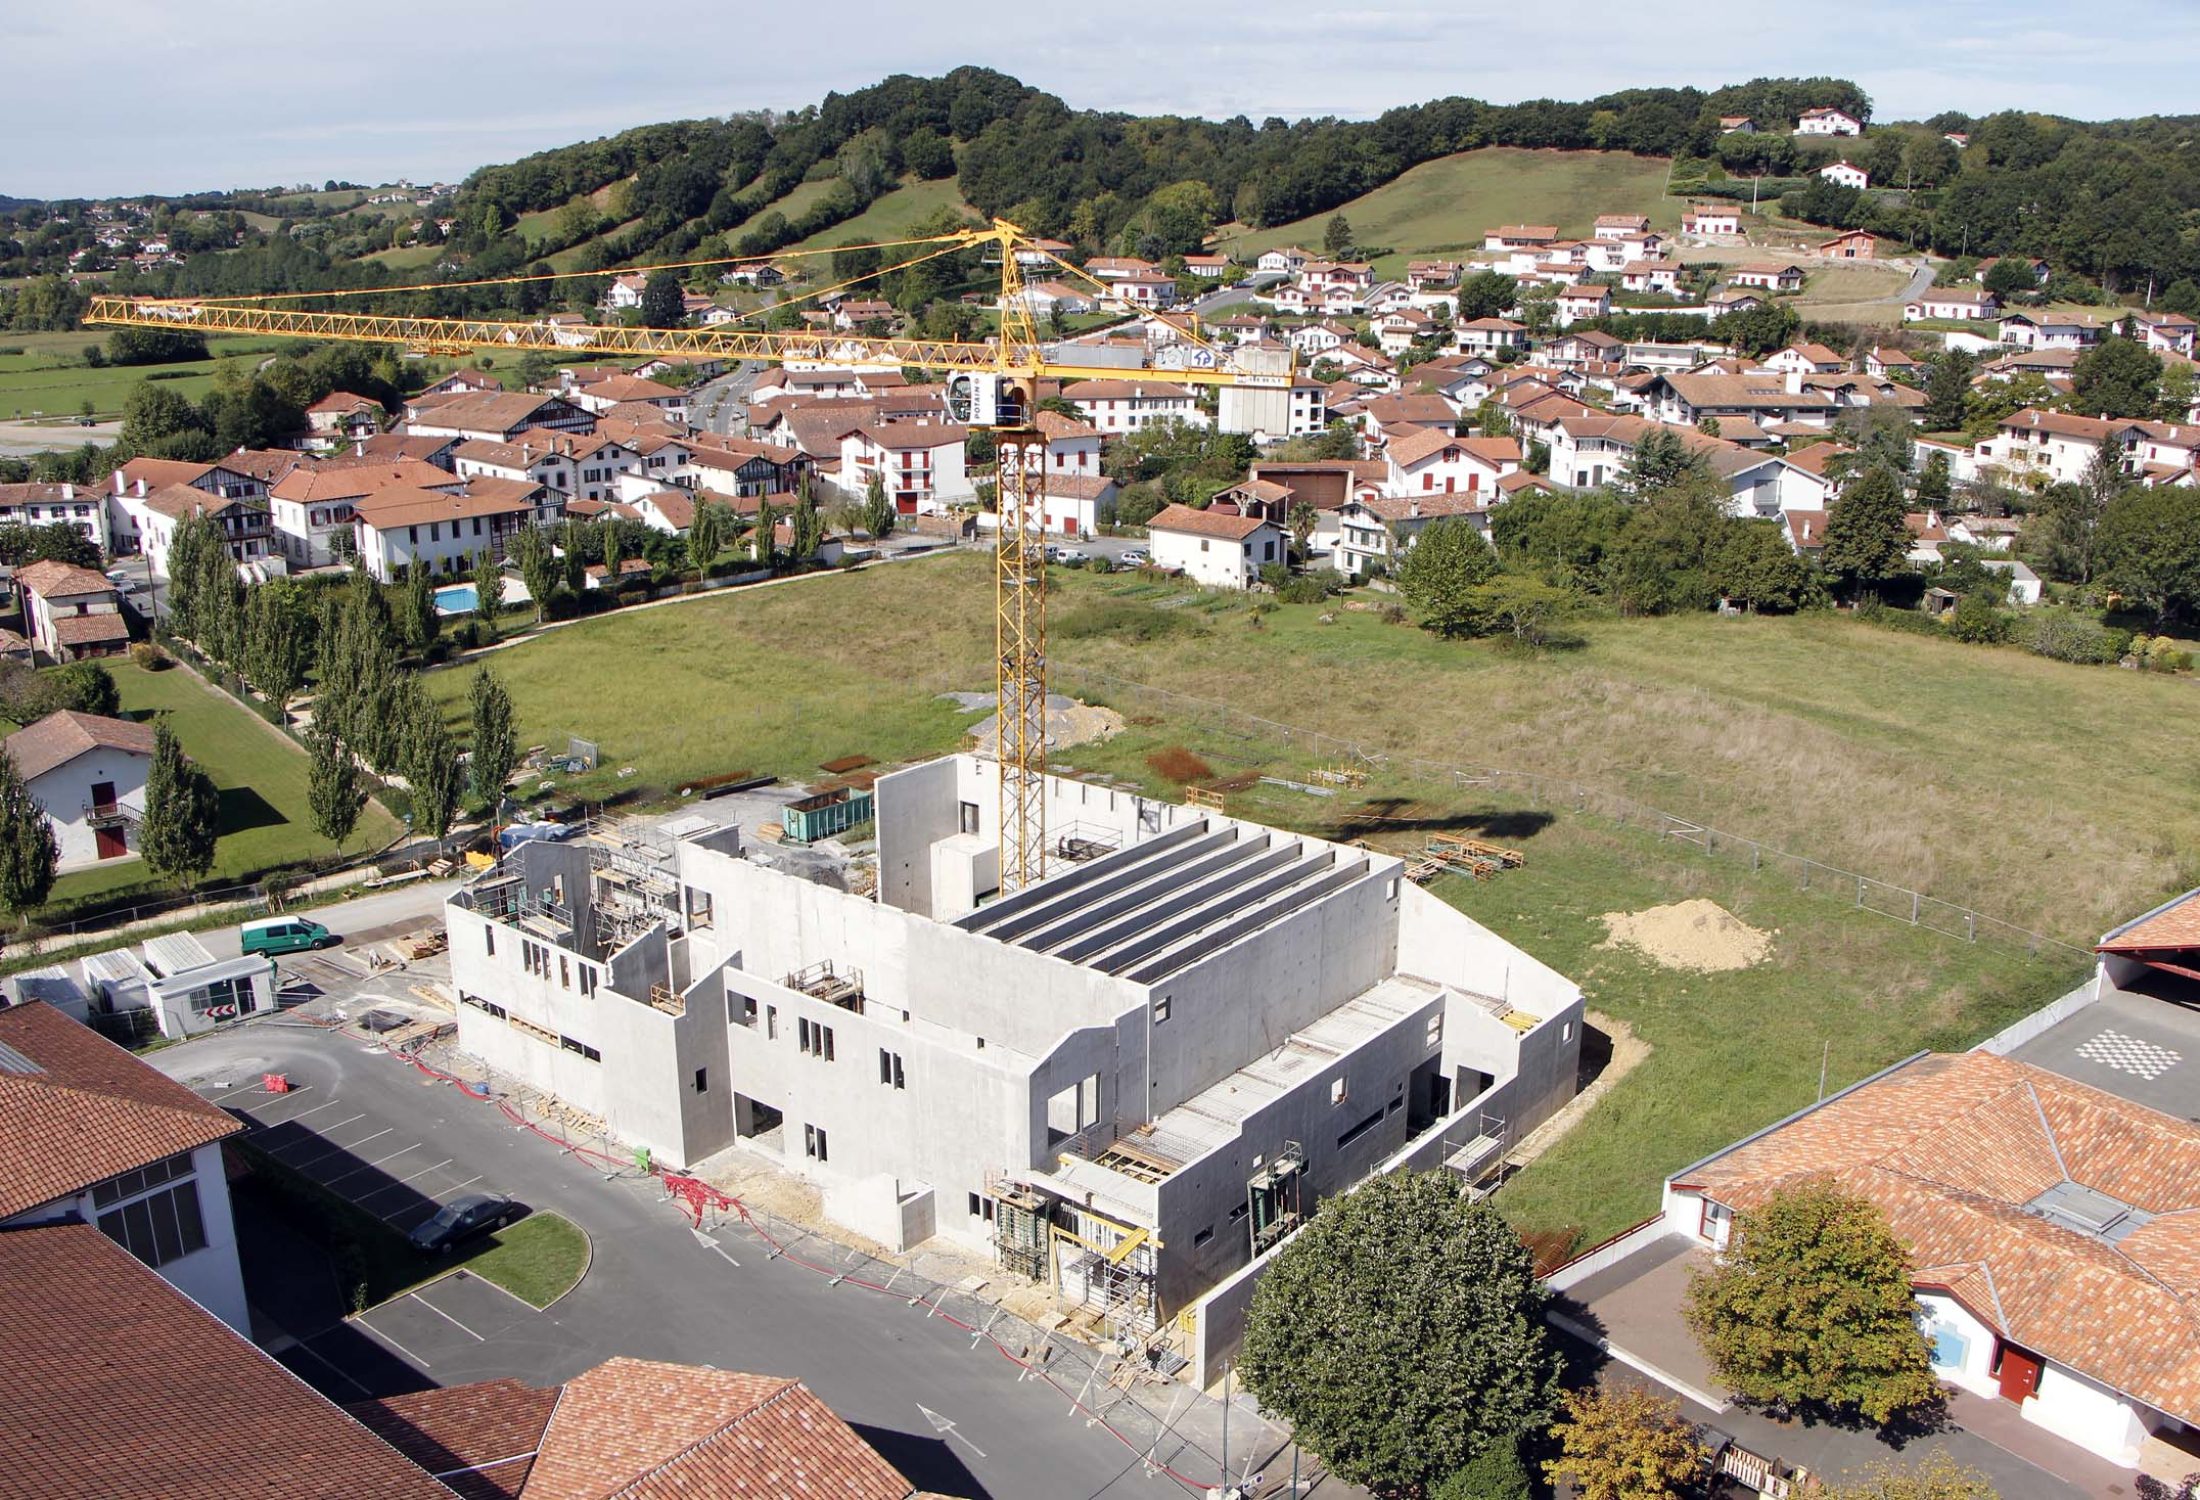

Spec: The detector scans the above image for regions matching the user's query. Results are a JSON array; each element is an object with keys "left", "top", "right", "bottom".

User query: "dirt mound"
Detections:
[
  {"left": 1146, "top": 746, "right": 1213, "bottom": 784},
  {"left": 1599, "top": 899, "right": 1773, "bottom": 973},
  {"left": 965, "top": 697, "right": 1124, "bottom": 753}
]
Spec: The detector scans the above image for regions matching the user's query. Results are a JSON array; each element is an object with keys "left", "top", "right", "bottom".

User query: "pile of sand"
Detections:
[
  {"left": 1599, "top": 899, "right": 1773, "bottom": 973},
  {"left": 958, "top": 692, "right": 1124, "bottom": 753}
]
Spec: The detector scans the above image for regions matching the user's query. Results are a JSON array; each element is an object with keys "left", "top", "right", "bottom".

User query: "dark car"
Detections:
[{"left": 407, "top": 1192, "right": 516, "bottom": 1254}]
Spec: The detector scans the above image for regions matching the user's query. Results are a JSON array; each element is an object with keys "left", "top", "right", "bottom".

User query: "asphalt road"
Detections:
[
  {"left": 157, "top": 1022, "right": 1328, "bottom": 1499},
  {"left": 691, "top": 360, "right": 769, "bottom": 436}
]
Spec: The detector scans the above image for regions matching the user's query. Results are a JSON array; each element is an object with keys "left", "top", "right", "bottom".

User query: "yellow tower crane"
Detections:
[{"left": 87, "top": 221, "right": 1293, "bottom": 891}]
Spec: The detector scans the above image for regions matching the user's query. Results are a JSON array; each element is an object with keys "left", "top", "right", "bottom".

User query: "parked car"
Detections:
[
  {"left": 407, "top": 1192, "right": 517, "bottom": 1254},
  {"left": 239, "top": 917, "right": 337, "bottom": 956},
  {"left": 1056, "top": 547, "right": 1087, "bottom": 564},
  {"left": 1117, "top": 548, "right": 1148, "bottom": 569}
]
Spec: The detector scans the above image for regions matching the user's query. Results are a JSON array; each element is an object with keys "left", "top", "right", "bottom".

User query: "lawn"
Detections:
[
  {"left": 0, "top": 332, "right": 301, "bottom": 421},
  {"left": 1219, "top": 149, "right": 1679, "bottom": 279},
  {"left": 779, "top": 176, "right": 976, "bottom": 257},
  {"left": 461, "top": 1212, "right": 589, "bottom": 1307},
  {"left": 44, "top": 662, "right": 400, "bottom": 910}
]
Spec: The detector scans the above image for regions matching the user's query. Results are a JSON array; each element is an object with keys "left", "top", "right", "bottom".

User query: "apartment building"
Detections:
[{"left": 445, "top": 757, "right": 1583, "bottom": 1340}]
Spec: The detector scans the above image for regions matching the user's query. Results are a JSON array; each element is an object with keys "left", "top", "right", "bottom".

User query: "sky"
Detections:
[{"left": 9, "top": 0, "right": 2200, "bottom": 200}]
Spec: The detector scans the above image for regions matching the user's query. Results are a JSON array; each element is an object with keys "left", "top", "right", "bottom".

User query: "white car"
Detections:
[
  {"left": 1118, "top": 548, "right": 1148, "bottom": 568},
  {"left": 1056, "top": 547, "right": 1087, "bottom": 564}
]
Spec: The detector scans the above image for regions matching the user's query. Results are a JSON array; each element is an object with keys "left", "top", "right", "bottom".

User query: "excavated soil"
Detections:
[{"left": 1599, "top": 899, "right": 1774, "bottom": 972}]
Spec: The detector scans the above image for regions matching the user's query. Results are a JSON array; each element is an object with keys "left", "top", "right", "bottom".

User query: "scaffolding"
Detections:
[
  {"left": 588, "top": 821, "right": 681, "bottom": 953},
  {"left": 1052, "top": 1205, "right": 1159, "bottom": 1337},
  {"left": 990, "top": 1177, "right": 1052, "bottom": 1282},
  {"left": 1052, "top": 820, "right": 1121, "bottom": 864},
  {"left": 1247, "top": 1141, "right": 1305, "bottom": 1256},
  {"left": 783, "top": 959, "right": 865, "bottom": 1011},
  {"left": 1443, "top": 1110, "right": 1512, "bottom": 1199},
  {"left": 470, "top": 873, "right": 575, "bottom": 941}
]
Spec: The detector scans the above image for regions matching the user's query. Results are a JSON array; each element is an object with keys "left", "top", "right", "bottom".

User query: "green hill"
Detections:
[
  {"left": 1220, "top": 148, "right": 1678, "bottom": 278},
  {"left": 779, "top": 177, "right": 976, "bottom": 257}
]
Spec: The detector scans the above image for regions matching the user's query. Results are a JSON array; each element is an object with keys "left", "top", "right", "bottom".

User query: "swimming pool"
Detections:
[{"left": 433, "top": 584, "right": 478, "bottom": 615}]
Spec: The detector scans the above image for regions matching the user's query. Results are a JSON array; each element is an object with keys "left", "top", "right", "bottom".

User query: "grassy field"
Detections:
[
  {"left": 1219, "top": 149, "right": 1679, "bottom": 278},
  {"left": 44, "top": 663, "right": 400, "bottom": 909},
  {"left": 417, "top": 556, "right": 2174, "bottom": 1242},
  {"left": 780, "top": 176, "right": 975, "bottom": 257},
  {"left": 462, "top": 1213, "right": 589, "bottom": 1307},
  {"left": 0, "top": 331, "right": 300, "bottom": 420}
]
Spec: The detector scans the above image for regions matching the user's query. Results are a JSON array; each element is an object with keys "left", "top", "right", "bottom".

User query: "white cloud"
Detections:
[{"left": 7, "top": 0, "right": 2198, "bottom": 197}]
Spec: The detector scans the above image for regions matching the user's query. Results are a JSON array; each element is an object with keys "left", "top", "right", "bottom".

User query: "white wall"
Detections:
[{"left": 27, "top": 751, "right": 148, "bottom": 869}]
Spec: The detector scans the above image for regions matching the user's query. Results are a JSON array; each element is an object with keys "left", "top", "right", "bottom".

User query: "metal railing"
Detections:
[{"left": 1061, "top": 667, "right": 2092, "bottom": 963}]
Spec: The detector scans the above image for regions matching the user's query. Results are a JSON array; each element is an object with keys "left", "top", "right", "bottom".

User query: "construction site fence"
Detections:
[
  {"left": 1062, "top": 668, "right": 2092, "bottom": 965},
  {"left": 385, "top": 1039, "right": 1316, "bottom": 1498}
]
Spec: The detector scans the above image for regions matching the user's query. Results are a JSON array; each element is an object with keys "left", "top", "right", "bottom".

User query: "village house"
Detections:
[
  {"left": 1620, "top": 261, "right": 1682, "bottom": 295},
  {"left": 1974, "top": 408, "right": 2154, "bottom": 486},
  {"left": 1863, "top": 345, "right": 1919, "bottom": 378},
  {"left": 267, "top": 458, "right": 460, "bottom": 567},
  {"left": 1706, "top": 287, "right": 1767, "bottom": 316},
  {"left": 1483, "top": 225, "right": 1560, "bottom": 252},
  {"left": 128, "top": 485, "right": 273, "bottom": 584},
  {"left": 1544, "top": 411, "right": 1785, "bottom": 514},
  {"left": 1383, "top": 430, "right": 1520, "bottom": 498},
  {"left": 1407, "top": 259, "right": 1463, "bottom": 290},
  {"left": 1541, "top": 329, "right": 1625, "bottom": 368},
  {"left": 1332, "top": 493, "right": 1488, "bottom": 577},
  {"left": 1594, "top": 214, "right": 1652, "bottom": 240},
  {"left": 1758, "top": 342, "right": 1848, "bottom": 377},
  {"left": 1554, "top": 284, "right": 1612, "bottom": 328},
  {"left": 0, "top": 480, "right": 109, "bottom": 554},
  {"left": 1255, "top": 246, "right": 1314, "bottom": 275},
  {"left": 1455, "top": 317, "right": 1530, "bottom": 357},
  {"left": 680, "top": 438, "right": 807, "bottom": 499},
  {"left": 1637, "top": 370, "right": 1840, "bottom": 431},
  {"left": 1729, "top": 263, "right": 1807, "bottom": 293},
  {"left": 0, "top": 1002, "right": 251, "bottom": 1330},
  {"left": 839, "top": 421, "right": 974, "bottom": 515},
  {"left": 1794, "top": 105, "right": 1864, "bottom": 136},
  {"left": 1718, "top": 115, "right": 1757, "bottom": 134},
  {"left": 304, "top": 390, "right": 383, "bottom": 442},
  {"left": 568, "top": 373, "right": 689, "bottom": 422},
  {"left": 1182, "top": 252, "right": 1231, "bottom": 278},
  {"left": 5, "top": 710, "right": 154, "bottom": 867},
  {"left": 2000, "top": 309, "right": 2113, "bottom": 350},
  {"left": 1976, "top": 256, "right": 2051, "bottom": 289},
  {"left": 1819, "top": 160, "right": 1870, "bottom": 191},
  {"left": 2128, "top": 311, "right": 2200, "bottom": 358},
  {"left": 406, "top": 390, "right": 594, "bottom": 443},
  {"left": 1821, "top": 229, "right": 1880, "bottom": 259},
  {"left": 1036, "top": 409, "right": 1103, "bottom": 475},
  {"left": 1061, "top": 379, "right": 1206, "bottom": 434},
  {"left": 1680, "top": 204, "right": 1742, "bottom": 238},
  {"left": 600, "top": 272, "right": 649, "bottom": 312},
  {"left": 1083, "top": 255, "right": 1161, "bottom": 281},
  {"left": 1905, "top": 287, "right": 2001, "bottom": 322},
  {"left": 1145, "top": 503, "right": 1286, "bottom": 587},
  {"left": 1288, "top": 320, "right": 1358, "bottom": 357},
  {"left": 349, "top": 478, "right": 562, "bottom": 582},
  {"left": 1774, "top": 441, "right": 1855, "bottom": 511}
]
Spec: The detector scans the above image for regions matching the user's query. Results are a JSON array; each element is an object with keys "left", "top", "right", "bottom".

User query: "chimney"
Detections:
[
  {"left": 1408, "top": 498, "right": 1420, "bottom": 518},
  {"left": 61, "top": 483, "right": 72, "bottom": 500},
  {"left": 134, "top": 478, "right": 146, "bottom": 498}
]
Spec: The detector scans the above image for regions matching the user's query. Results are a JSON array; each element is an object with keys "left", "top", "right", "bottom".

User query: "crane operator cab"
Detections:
[{"left": 945, "top": 373, "right": 1034, "bottom": 428}]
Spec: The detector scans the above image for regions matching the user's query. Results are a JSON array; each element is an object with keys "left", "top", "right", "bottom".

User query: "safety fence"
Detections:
[{"left": 1060, "top": 667, "right": 2092, "bottom": 965}]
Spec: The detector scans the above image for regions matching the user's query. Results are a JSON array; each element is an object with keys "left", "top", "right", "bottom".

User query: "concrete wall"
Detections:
[{"left": 28, "top": 752, "right": 149, "bottom": 869}]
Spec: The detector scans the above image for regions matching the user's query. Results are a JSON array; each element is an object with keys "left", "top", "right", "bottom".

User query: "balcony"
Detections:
[{"left": 83, "top": 800, "right": 139, "bottom": 830}]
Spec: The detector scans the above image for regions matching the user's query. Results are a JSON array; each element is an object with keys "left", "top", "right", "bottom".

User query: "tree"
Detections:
[
  {"left": 1456, "top": 270, "right": 1519, "bottom": 323},
  {"left": 243, "top": 578, "right": 312, "bottom": 717},
  {"left": 467, "top": 666, "right": 517, "bottom": 813},
  {"left": 686, "top": 500, "right": 725, "bottom": 578},
  {"left": 1820, "top": 1452, "right": 1998, "bottom": 1500},
  {"left": 1239, "top": 1172, "right": 1560, "bottom": 1495},
  {"left": 140, "top": 720, "right": 220, "bottom": 887},
  {"left": 1820, "top": 466, "right": 1913, "bottom": 598},
  {"left": 1323, "top": 212, "right": 1354, "bottom": 258},
  {"left": 471, "top": 550, "right": 502, "bottom": 640},
  {"left": 1544, "top": 1387, "right": 1708, "bottom": 1500},
  {"left": 862, "top": 470, "right": 895, "bottom": 540},
  {"left": 1684, "top": 1179, "right": 1941, "bottom": 1425},
  {"left": 1287, "top": 500, "right": 1318, "bottom": 557},
  {"left": 2031, "top": 434, "right": 2128, "bottom": 583},
  {"left": 1921, "top": 351, "right": 1972, "bottom": 432},
  {"left": 41, "top": 661, "right": 119, "bottom": 718},
  {"left": 1915, "top": 450, "right": 1952, "bottom": 506},
  {"left": 306, "top": 726, "right": 365, "bottom": 850},
  {"left": 0, "top": 749, "right": 57, "bottom": 916},
  {"left": 1431, "top": 1441, "right": 1531, "bottom": 1500},
  {"left": 638, "top": 270, "right": 685, "bottom": 329},
  {"left": 602, "top": 521, "right": 626, "bottom": 585},
  {"left": 753, "top": 496, "right": 779, "bottom": 567},
  {"left": 402, "top": 697, "right": 463, "bottom": 843},
  {"left": 509, "top": 525, "right": 558, "bottom": 622},
  {"left": 1398, "top": 519, "right": 1502, "bottom": 636},
  {"left": 1471, "top": 571, "right": 1573, "bottom": 644},
  {"left": 2071, "top": 335, "right": 2164, "bottom": 419},
  {"left": 2098, "top": 486, "right": 2200, "bottom": 624},
  {"left": 1983, "top": 255, "right": 2043, "bottom": 302},
  {"left": 398, "top": 566, "right": 440, "bottom": 656},
  {"left": 1619, "top": 428, "right": 1713, "bottom": 500}
]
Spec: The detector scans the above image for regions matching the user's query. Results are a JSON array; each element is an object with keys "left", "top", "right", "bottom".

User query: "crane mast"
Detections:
[{"left": 86, "top": 221, "right": 1292, "bottom": 894}]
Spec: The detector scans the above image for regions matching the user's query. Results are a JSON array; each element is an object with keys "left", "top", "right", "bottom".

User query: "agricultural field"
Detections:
[
  {"left": 1220, "top": 148, "right": 1680, "bottom": 279},
  {"left": 0, "top": 330, "right": 300, "bottom": 420},
  {"left": 41, "top": 662, "right": 400, "bottom": 910},
  {"left": 417, "top": 554, "right": 2138, "bottom": 1245}
]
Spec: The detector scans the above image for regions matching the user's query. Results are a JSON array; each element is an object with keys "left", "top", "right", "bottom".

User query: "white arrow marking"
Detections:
[
  {"left": 917, "top": 1404, "right": 987, "bottom": 1459},
  {"left": 690, "top": 1228, "right": 740, "bottom": 1267}
]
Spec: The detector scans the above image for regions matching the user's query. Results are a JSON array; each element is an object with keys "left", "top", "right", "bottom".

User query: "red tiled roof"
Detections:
[
  {"left": 2100, "top": 889, "right": 2200, "bottom": 953},
  {"left": 349, "top": 1380, "right": 557, "bottom": 1500},
  {"left": 352, "top": 480, "right": 541, "bottom": 531},
  {"left": 1679, "top": 1051, "right": 2200, "bottom": 1426},
  {"left": 14, "top": 558, "right": 113, "bottom": 599},
  {"left": 0, "top": 1002, "right": 242, "bottom": 1218},
  {"left": 0, "top": 1223, "right": 455, "bottom": 1500},
  {"left": 1147, "top": 503, "right": 1270, "bottom": 541},
  {"left": 273, "top": 460, "right": 456, "bottom": 503},
  {"left": 50, "top": 613, "right": 132, "bottom": 648},
  {"left": 4, "top": 708, "right": 152, "bottom": 784}
]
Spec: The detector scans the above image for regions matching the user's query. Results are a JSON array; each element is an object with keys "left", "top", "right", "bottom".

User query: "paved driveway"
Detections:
[{"left": 159, "top": 1024, "right": 1339, "bottom": 1498}]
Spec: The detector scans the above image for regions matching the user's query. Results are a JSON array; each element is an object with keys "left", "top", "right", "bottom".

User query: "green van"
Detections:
[{"left": 240, "top": 917, "right": 337, "bottom": 957}]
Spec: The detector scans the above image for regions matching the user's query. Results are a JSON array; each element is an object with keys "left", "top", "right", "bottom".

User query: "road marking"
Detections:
[
  {"left": 354, "top": 1158, "right": 454, "bottom": 1201},
  {"left": 262, "top": 1114, "right": 364, "bottom": 1154},
  {"left": 692, "top": 1228, "right": 741, "bottom": 1268},
  {"left": 320, "top": 1143, "right": 421, "bottom": 1187},
  {"left": 289, "top": 1126, "right": 392, "bottom": 1169},
  {"left": 208, "top": 1078, "right": 302, "bottom": 1104},
  {"left": 917, "top": 1405, "right": 988, "bottom": 1459},
  {"left": 265, "top": 1096, "right": 345, "bottom": 1124},
  {"left": 355, "top": 1316, "right": 431, "bottom": 1369},
  {"left": 410, "top": 1291, "right": 485, "bottom": 1342}
]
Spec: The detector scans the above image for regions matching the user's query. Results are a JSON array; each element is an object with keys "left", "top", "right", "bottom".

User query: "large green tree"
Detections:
[
  {"left": 2028, "top": 434, "right": 2127, "bottom": 584},
  {"left": 1239, "top": 1172, "right": 1560, "bottom": 1494},
  {"left": 467, "top": 666, "right": 517, "bottom": 813},
  {"left": 508, "top": 525, "right": 558, "bottom": 623},
  {"left": 0, "top": 749, "right": 58, "bottom": 916},
  {"left": 2098, "top": 485, "right": 2200, "bottom": 624},
  {"left": 2070, "top": 335, "right": 2163, "bottom": 419},
  {"left": 306, "top": 726, "right": 365, "bottom": 850},
  {"left": 1920, "top": 351, "right": 1972, "bottom": 433},
  {"left": 1819, "top": 466, "right": 1913, "bottom": 598},
  {"left": 140, "top": 720, "right": 221, "bottom": 887},
  {"left": 638, "top": 269, "right": 686, "bottom": 328},
  {"left": 471, "top": 550, "right": 502, "bottom": 640},
  {"left": 402, "top": 696, "right": 464, "bottom": 842},
  {"left": 398, "top": 565, "right": 440, "bottom": 656},
  {"left": 862, "top": 470, "right": 895, "bottom": 540},
  {"left": 1397, "top": 518, "right": 1501, "bottom": 636},
  {"left": 1544, "top": 1387, "right": 1708, "bottom": 1500},
  {"left": 1684, "top": 1179, "right": 1940, "bottom": 1425},
  {"left": 686, "top": 500, "right": 726, "bottom": 578},
  {"left": 243, "top": 577, "right": 312, "bottom": 717}
]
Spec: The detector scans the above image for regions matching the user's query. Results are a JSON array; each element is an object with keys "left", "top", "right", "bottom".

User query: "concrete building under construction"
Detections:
[{"left": 446, "top": 754, "right": 1583, "bottom": 1338}]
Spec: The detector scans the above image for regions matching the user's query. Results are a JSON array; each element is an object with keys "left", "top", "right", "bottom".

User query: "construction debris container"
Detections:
[{"left": 780, "top": 787, "right": 875, "bottom": 845}]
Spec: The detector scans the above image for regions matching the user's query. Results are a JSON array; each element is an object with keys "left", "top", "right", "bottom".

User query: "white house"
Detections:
[
  {"left": 1594, "top": 214, "right": 1651, "bottom": 240},
  {"left": 2000, "top": 310, "right": 2112, "bottom": 351},
  {"left": 1974, "top": 408, "right": 2147, "bottom": 487},
  {"left": 1061, "top": 379, "right": 1205, "bottom": 434},
  {"left": 1384, "top": 430, "right": 1520, "bottom": 499},
  {"left": 839, "top": 421, "right": 973, "bottom": 515},
  {"left": 1680, "top": 204, "right": 1741, "bottom": 238},
  {"left": 1036, "top": 410, "right": 1104, "bottom": 474},
  {"left": 1146, "top": 504, "right": 1285, "bottom": 588},
  {"left": 1981, "top": 558, "right": 2043, "bottom": 605},
  {"left": 1819, "top": 160, "right": 1870, "bottom": 191},
  {"left": 1794, "top": 106, "right": 1864, "bottom": 136},
  {"left": 2129, "top": 311, "right": 2200, "bottom": 358},
  {"left": 269, "top": 458, "right": 462, "bottom": 567},
  {"left": 4, "top": 710, "right": 153, "bottom": 867},
  {"left": 601, "top": 273, "right": 649, "bottom": 312},
  {"left": 0, "top": 481, "right": 110, "bottom": 555},
  {"left": 13, "top": 559, "right": 128, "bottom": 663},
  {"left": 1455, "top": 317, "right": 1529, "bottom": 356},
  {"left": 1905, "top": 287, "right": 2000, "bottom": 322},
  {"left": 0, "top": 1001, "right": 251, "bottom": 1333},
  {"left": 1619, "top": 261, "right": 1681, "bottom": 295},
  {"left": 1729, "top": 263, "right": 1806, "bottom": 292},
  {"left": 1655, "top": 1051, "right": 2200, "bottom": 1469},
  {"left": 1256, "top": 246, "right": 1313, "bottom": 275},
  {"left": 1553, "top": 285, "right": 1612, "bottom": 328},
  {"left": 1483, "top": 225, "right": 1559, "bottom": 252},
  {"left": 349, "top": 478, "right": 561, "bottom": 581},
  {"left": 1331, "top": 494, "right": 1487, "bottom": 578}
]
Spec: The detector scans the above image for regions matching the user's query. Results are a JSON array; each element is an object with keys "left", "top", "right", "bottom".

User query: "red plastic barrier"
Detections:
[{"left": 262, "top": 1072, "right": 291, "bottom": 1094}]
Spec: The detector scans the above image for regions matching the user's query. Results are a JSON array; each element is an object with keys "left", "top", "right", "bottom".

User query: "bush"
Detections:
[
  {"left": 1431, "top": 1441, "right": 1532, "bottom": 1500},
  {"left": 2132, "top": 634, "right": 2194, "bottom": 673},
  {"left": 1276, "top": 573, "right": 1340, "bottom": 605},
  {"left": 1853, "top": 598, "right": 1946, "bottom": 639},
  {"left": 1947, "top": 592, "right": 2015, "bottom": 644},
  {"left": 2026, "top": 610, "right": 2125, "bottom": 665},
  {"left": 1054, "top": 600, "right": 1190, "bottom": 644},
  {"left": 128, "top": 641, "right": 170, "bottom": 672}
]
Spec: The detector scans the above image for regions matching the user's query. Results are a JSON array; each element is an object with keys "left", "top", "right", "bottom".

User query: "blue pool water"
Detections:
[{"left": 433, "top": 585, "right": 479, "bottom": 614}]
